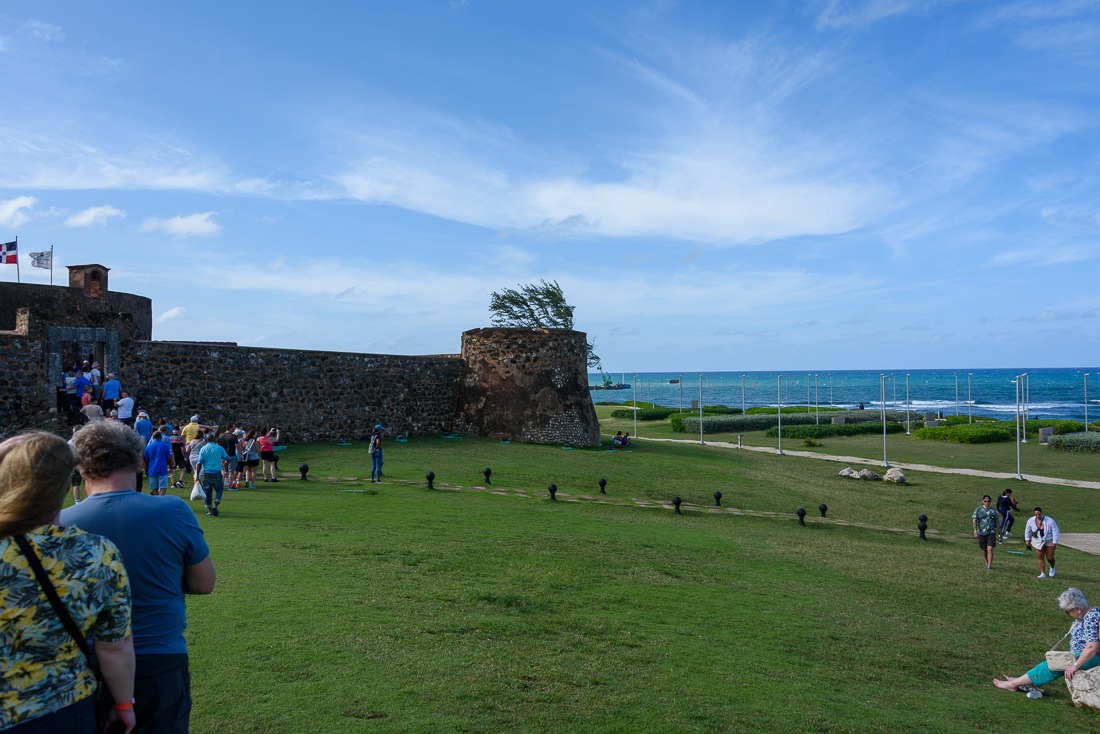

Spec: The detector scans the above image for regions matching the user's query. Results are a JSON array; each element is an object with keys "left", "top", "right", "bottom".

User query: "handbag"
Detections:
[
  {"left": 191, "top": 481, "right": 206, "bottom": 501},
  {"left": 1045, "top": 629, "right": 1076, "bottom": 672},
  {"left": 13, "top": 534, "right": 108, "bottom": 713}
]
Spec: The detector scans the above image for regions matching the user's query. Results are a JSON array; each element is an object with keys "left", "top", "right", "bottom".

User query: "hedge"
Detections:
[
  {"left": 912, "top": 424, "right": 1015, "bottom": 443},
  {"left": 1027, "top": 419, "right": 1086, "bottom": 435},
  {"left": 683, "top": 410, "right": 912, "bottom": 435},
  {"left": 609, "top": 407, "right": 677, "bottom": 421},
  {"left": 764, "top": 423, "right": 906, "bottom": 439},
  {"left": 1047, "top": 432, "right": 1100, "bottom": 453}
]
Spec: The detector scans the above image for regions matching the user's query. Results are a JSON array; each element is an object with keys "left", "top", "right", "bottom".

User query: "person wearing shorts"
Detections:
[
  {"left": 143, "top": 430, "right": 175, "bottom": 496},
  {"left": 972, "top": 495, "right": 999, "bottom": 571}
]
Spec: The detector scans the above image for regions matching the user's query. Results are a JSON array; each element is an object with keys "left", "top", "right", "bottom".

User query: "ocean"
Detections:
[{"left": 589, "top": 368, "right": 1100, "bottom": 423}]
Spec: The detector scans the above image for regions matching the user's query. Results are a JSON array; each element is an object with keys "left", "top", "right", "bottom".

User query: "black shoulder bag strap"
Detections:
[{"left": 13, "top": 534, "right": 94, "bottom": 661}]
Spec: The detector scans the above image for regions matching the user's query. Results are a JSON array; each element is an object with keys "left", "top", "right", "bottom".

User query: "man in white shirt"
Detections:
[
  {"left": 116, "top": 391, "right": 136, "bottom": 427},
  {"left": 1024, "top": 507, "right": 1061, "bottom": 579}
]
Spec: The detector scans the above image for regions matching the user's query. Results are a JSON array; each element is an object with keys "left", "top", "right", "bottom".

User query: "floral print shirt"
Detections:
[
  {"left": 1, "top": 525, "right": 131, "bottom": 728},
  {"left": 1071, "top": 607, "right": 1100, "bottom": 657},
  {"left": 972, "top": 506, "right": 999, "bottom": 536}
]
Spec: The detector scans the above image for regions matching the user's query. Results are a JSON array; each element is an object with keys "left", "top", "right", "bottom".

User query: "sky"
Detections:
[{"left": 1, "top": 1, "right": 1099, "bottom": 372}]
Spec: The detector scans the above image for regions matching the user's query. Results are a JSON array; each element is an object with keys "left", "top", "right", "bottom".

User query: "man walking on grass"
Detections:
[
  {"left": 972, "top": 494, "right": 999, "bottom": 571},
  {"left": 198, "top": 431, "right": 230, "bottom": 516},
  {"left": 62, "top": 420, "right": 215, "bottom": 733}
]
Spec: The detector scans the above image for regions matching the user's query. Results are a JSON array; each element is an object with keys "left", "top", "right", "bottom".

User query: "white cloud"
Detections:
[
  {"left": 140, "top": 212, "right": 221, "bottom": 238},
  {"left": 24, "top": 20, "right": 64, "bottom": 42},
  {"left": 0, "top": 196, "right": 37, "bottom": 228},
  {"left": 156, "top": 307, "right": 185, "bottom": 323},
  {"left": 64, "top": 205, "right": 125, "bottom": 228}
]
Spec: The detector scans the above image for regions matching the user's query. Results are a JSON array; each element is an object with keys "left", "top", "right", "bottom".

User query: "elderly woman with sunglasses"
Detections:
[{"left": 994, "top": 587, "right": 1100, "bottom": 692}]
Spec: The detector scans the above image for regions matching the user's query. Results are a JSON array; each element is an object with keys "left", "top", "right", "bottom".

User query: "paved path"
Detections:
[
  {"left": 1058, "top": 534, "right": 1100, "bottom": 556},
  {"left": 639, "top": 436, "right": 1100, "bottom": 489}
]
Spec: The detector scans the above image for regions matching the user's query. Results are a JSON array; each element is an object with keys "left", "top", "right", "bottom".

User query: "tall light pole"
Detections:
[
  {"left": 679, "top": 374, "right": 683, "bottom": 414},
  {"left": 829, "top": 372, "right": 833, "bottom": 406},
  {"left": 955, "top": 372, "right": 959, "bottom": 416},
  {"left": 632, "top": 376, "right": 638, "bottom": 437},
  {"left": 807, "top": 373, "right": 811, "bottom": 414},
  {"left": 741, "top": 373, "right": 746, "bottom": 414},
  {"left": 880, "top": 374, "right": 889, "bottom": 467},
  {"left": 815, "top": 373, "right": 820, "bottom": 425},
  {"left": 905, "top": 373, "right": 911, "bottom": 435},
  {"left": 1021, "top": 372, "right": 1029, "bottom": 443},
  {"left": 777, "top": 375, "right": 784, "bottom": 455},
  {"left": 892, "top": 373, "right": 897, "bottom": 409},
  {"left": 698, "top": 374, "right": 704, "bottom": 445},
  {"left": 1078, "top": 374, "right": 1086, "bottom": 431},
  {"left": 1014, "top": 375, "right": 1023, "bottom": 480},
  {"left": 967, "top": 372, "right": 972, "bottom": 424}
]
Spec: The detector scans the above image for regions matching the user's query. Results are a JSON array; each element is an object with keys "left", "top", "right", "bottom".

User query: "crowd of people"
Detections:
[{"left": 971, "top": 491, "right": 1099, "bottom": 697}]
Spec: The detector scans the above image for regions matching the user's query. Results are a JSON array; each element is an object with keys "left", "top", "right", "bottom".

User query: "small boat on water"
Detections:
[{"left": 590, "top": 369, "right": 630, "bottom": 391}]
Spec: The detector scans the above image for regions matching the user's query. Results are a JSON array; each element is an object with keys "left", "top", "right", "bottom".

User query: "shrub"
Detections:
[
  {"left": 913, "top": 424, "right": 1015, "bottom": 443},
  {"left": 1027, "top": 419, "right": 1085, "bottom": 435},
  {"left": 943, "top": 415, "right": 1002, "bottom": 426},
  {"left": 629, "top": 408, "right": 678, "bottom": 421},
  {"left": 764, "top": 423, "right": 906, "bottom": 439},
  {"left": 670, "top": 414, "right": 686, "bottom": 432},
  {"left": 1047, "top": 432, "right": 1100, "bottom": 453}
]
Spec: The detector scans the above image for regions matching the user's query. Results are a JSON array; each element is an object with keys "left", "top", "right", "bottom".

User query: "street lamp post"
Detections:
[
  {"left": 829, "top": 373, "right": 833, "bottom": 406},
  {"left": 955, "top": 373, "right": 959, "bottom": 416},
  {"left": 815, "top": 373, "right": 820, "bottom": 425},
  {"left": 679, "top": 374, "right": 683, "bottom": 414},
  {"left": 1085, "top": 373, "right": 1090, "bottom": 432},
  {"left": 1021, "top": 372, "right": 1029, "bottom": 443},
  {"left": 905, "top": 373, "right": 911, "bottom": 435},
  {"left": 967, "top": 372, "right": 972, "bottom": 424},
  {"left": 1013, "top": 375, "right": 1023, "bottom": 480},
  {"left": 632, "top": 376, "right": 638, "bottom": 437},
  {"left": 698, "top": 374, "right": 704, "bottom": 445},
  {"left": 777, "top": 375, "right": 784, "bottom": 456},
  {"left": 880, "top": 374, "right": 889, "bottom": 467},
  {"left": 741, "top": 373, "right": 746, "bottom": 414}
]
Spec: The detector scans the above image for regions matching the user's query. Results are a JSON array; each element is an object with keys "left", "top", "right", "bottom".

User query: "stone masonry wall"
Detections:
[
  {"left": 0, "top": 336, "right": 51, "bottom": 433},
  {"left": 452, "top": 327, "right": 601, "bottom": 446},
  {"left": 124, "top": 342, "right": 463, "bottom": 442}
]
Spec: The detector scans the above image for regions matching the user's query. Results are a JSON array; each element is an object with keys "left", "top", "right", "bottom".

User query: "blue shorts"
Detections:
[{"left": 148, "top": 474, "right": 170, "bottom": 490}]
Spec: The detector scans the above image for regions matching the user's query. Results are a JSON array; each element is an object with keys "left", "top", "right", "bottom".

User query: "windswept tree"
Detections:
[{"left": 489, "top": 279, "right": 601, "bottom": 368}]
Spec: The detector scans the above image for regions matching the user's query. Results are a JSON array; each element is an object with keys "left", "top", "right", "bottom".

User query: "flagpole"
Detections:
[
  {"left": 15, "top": 237, "right": 19, "bottom": 283},
  {"left": 50, "top": 245, "right": 54, "bottom": 285}
]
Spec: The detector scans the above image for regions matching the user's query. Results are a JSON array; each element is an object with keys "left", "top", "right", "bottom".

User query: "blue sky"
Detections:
[{"left": 2, "top": 1, "right": 1098, "bottom": 372}]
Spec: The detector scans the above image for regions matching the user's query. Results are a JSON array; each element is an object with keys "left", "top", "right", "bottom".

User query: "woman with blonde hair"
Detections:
[{"left": 0, "top": 431, "right": 136, "bottom": 733}]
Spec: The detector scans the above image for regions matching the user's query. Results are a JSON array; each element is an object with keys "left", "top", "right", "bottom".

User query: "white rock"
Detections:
[
  {"left": 883, "top": 468, "right": 907, "bottom": 484},
  {"left": 838, "top": 467, "right": 859, "bottom": 478},
  {"left": 857, "top": 468, "right": 881, "bottom": 480}
]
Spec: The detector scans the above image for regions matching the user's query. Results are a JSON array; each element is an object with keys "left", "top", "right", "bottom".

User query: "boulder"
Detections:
[
  {"left": 883, "top": 468, "right": 907, "bottom": 484},
  {"left": 857, "top": 468, "right": 881, "bottom": 481},
  {"left": 838, "top": 467, "right": 859, "bottom": 478},
  {"left": 1067, "top": 665, "right": 1100, "bottom": 710}
]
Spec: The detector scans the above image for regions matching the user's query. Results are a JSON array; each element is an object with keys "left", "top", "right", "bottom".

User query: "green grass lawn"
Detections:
[{"left": 170, "top": 433, "right": 1100, "bottom": 733}]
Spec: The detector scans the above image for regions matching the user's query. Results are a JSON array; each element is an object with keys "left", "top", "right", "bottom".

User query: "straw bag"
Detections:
[{"left": 1046, "top": 630, "right": 1075, "bottom": 672}]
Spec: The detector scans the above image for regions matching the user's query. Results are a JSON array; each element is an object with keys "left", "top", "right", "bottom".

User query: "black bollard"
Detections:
[
  {"left": 426, "top": 471, "right": 436, "bottom": 490},
  {"left": 483, "top": 467, "right": 492, "bottom": 484},
  {"left": 598, "top": 477, "right": 607, "bottom": 494},
  {"left": 548, "top": 483, "right": 557, "bottom": 501},
  {"left": 918, "top": 514, "right": 928, "bottom": 541},
  {"left": 298, "top": 464, "right": 309, "bottom": 481},
  {"left": 818, "top": 503, "right": 828, "bottom": 518},
  {"left": 713, "top": 491, "right": 722, "bottom": 507},
  {"left": 673, "top": 496, "right": 682, "bottom": 515},
  {"left": 796, "top": 507, "right": 807, "bottom": 526}
]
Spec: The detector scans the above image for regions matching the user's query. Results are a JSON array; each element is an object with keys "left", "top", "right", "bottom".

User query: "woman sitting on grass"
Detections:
[{"left": 994, "top": 587, "right": 1100, "bottom": 692}]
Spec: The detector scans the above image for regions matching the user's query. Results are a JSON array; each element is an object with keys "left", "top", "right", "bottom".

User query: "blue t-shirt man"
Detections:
[
  {"left": 134, "top": 414, "right": 154, "bottom": 444},
  {"left": 101, "top": 376, "right": 121, "bottom": 402},
  {"left": 143, "top": 433, "right": 174, "bottom": 494},
  {"left": 198, "top": 438, "right": 230, "bottom": 514}
]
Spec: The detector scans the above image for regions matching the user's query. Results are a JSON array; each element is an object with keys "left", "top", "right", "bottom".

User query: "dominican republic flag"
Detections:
[{"left": 1, "top": 240, "right": 16, "bottom": 265}]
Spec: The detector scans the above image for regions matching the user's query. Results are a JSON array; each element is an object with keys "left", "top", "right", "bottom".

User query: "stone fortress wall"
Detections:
[{"left": 0, "top": 265, "right": 601, "bottom": 446}]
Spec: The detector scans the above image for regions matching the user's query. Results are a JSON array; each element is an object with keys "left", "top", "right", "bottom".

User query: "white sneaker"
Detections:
[
  {"left": 1038, "top": 572, "right": 1048, "bottom": 579},
  {"left": 1049, "top": 567, "right": 1056, "bottom": 577}
]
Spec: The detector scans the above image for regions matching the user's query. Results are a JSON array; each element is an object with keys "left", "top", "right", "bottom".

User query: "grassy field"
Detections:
[{"left": 170, "top": 428, "right": 1100, "bottom": 733}]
